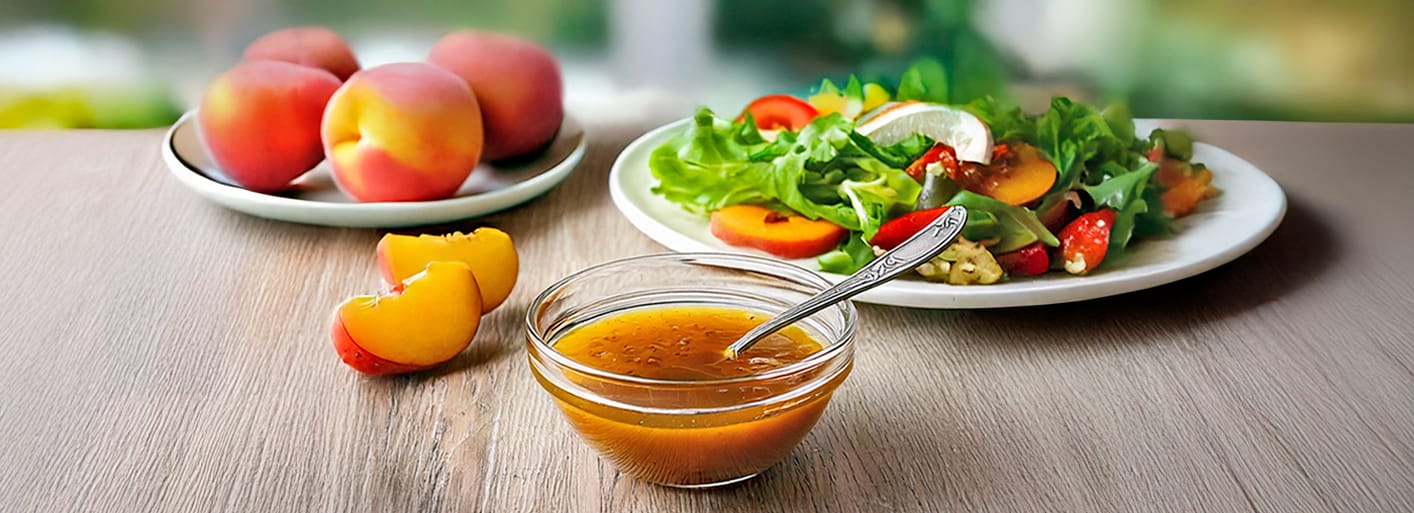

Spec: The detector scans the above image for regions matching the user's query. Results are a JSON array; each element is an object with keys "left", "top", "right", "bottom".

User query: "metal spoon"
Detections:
[{"left": 724, "top": 206, "right": 968, "bottom": 358}]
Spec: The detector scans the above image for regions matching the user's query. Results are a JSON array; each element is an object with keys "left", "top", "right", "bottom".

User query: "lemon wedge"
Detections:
[{"left": 856, "top": 102, "right": 994, "bottom": 164}]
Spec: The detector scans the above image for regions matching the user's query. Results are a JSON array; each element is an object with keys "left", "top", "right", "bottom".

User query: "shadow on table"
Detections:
[
  {"left": 880, "top": 193, "right": 1336, "bottom": 349},
  {"left": 670, "top": 400, "right": 984, "bottom": 510},
  {"left": 402, "top": 303, "right": 529, "bottom": 382}
]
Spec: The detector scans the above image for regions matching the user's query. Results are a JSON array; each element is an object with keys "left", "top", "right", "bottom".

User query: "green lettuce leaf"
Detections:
[
  {"left": 650, "top": 107, "right": 921, "bottom": 239},
  {"left": 964, "top": 96, "right": 1035, "bottom": 144},
  {"left": 896, "top": 58, "right": 949, "bottom": 103},
  {"left": 818, "top": 234, "right": 875, "bottom": 274},
  {"left": 842, "top": 75, "right": 864, "bottom": 100},
  {"left": 1035, "top": 97, "right": 1120, "bottom": 192},
  {"left": 839, "top": 160, "right": 923, "bottom": 240},
  {"left": 1149, "top": 128, "right": 1193, "bottom": 161},
  {"left": 649, "top": 109, "right": 777, "bottom": 213}
]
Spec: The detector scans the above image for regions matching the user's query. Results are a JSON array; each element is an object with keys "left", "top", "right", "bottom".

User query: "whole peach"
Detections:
[
  {"left": 428, "top": 31, "right": 563, "bottom": 161},
  {"left": 197, "top": 60, "right": 340, "bottom": 193},
  {"left": 244, "top": 26, "right": 360, "bottom": 81},
  {"left": 322, "top": 63, "right": 484, "bottom": 203}
]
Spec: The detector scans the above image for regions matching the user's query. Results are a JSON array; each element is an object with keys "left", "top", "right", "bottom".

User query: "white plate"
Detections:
[
  {"left": 609, "top": 118, "right": 1286, "bottom": 308},
  {"left": 163, "top": 110, "right": 586, "bottom": 228}
]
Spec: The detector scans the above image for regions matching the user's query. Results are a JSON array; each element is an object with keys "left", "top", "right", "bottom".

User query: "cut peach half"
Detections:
[
  {"left": 332, "top": 261, "right": 483, "bottom": 375},
  {"left": 375, "top": 228, "right": 518, "bottom": 313}
]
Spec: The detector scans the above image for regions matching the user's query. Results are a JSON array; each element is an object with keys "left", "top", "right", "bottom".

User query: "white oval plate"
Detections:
[
  {"left": 609, "top": 118, "right": 1286, "bottom": 308},
  {"left": 163, "top": 110, "right": 586, "bottom": 228}
]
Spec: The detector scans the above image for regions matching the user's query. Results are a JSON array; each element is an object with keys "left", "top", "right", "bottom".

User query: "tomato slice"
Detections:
[{"left": 738, "top": 94, "right": 819, "bottom": 131}]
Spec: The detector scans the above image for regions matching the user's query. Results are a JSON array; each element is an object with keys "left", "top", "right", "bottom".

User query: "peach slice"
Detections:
[
  {"left": 974, "top": 144, "right": 1058, "bottom": 205},
  {"left": 709, "top": 205, "right": 846, "bottom": 259},
  {"left": 375, "top": 228, "right": 518, "bottom": 312},
  {"left": 332, "top": 261, "right": 483, "bottom": 375},
  {"left": 948, "top": 143, "right": 1058, "bottom": 206},
  {"left": 1156, "top": 158, "right": 1217, "bottom": 218}
]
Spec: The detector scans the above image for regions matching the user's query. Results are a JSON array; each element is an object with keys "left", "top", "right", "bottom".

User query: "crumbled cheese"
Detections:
[{"left": 1065, "top": 255, "right": 1088, "bottom": 274}]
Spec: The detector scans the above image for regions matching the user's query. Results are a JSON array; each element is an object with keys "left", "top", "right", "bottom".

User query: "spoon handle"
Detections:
[{"left": 725, "top": 206, "right": 968, "bottom": 358}]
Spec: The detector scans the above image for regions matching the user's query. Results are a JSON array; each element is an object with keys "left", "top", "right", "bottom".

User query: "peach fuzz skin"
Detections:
[
  {"left": 197, "top": 60, "right": 340, "bottom": 193},
  {"left": 243, "top": 26, "right": 361, "bottom": 81},
  {"left": 332, "top": 261, "right": 483, "bottom": 376},
  {"left": 375, "top": 228, "right": 519, "bottom": 313},
  {"left": 428, "top": 31, "right": 563, "bottom": 161},
  {"left": 322, "top": 63, "right": 484, "bottom": 203}
]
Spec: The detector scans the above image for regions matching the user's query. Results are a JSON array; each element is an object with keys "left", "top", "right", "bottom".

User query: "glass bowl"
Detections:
[{"left": 525, "top": 252, "right": 857, "bottom": 488}]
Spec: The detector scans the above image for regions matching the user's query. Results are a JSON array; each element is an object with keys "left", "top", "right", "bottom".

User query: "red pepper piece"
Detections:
[
  {"left": 869, "top": 206, "right": 956, "bottom": 250},
  {"left": 991, "top": 143, "right": 1012, "bottom": 162},
  {"left": 1058, "top": 209, "right": 1117, "bottom": 275},
  {"left": 995, "top": 242, "right": 1049, "bottom": 277},
  {"left": 904, "top": 143, "right": 960, "bottom": 181}
]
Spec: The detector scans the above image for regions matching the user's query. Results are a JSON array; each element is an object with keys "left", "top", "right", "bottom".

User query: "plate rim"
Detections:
[
  {"left": 609, "top": 118, "right": 1287, "bottom": 309},
  {"left": 163, "top": 110, "right": 588, "bottom": 227}
]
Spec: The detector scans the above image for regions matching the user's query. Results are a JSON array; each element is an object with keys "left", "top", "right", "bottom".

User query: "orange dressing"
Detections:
[
  {"left": 553, "top": 306, "right": 821, "bottom": 380},
  {"left": 538, "top": 305, "right": 845, "bottom": 486}
]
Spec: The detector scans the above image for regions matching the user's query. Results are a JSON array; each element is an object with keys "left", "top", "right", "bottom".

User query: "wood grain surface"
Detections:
[{"left": 0, "top": 118, "right": 1411, "bottom": 513}]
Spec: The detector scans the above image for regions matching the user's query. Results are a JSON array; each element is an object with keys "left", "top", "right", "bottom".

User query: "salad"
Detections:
[{"left": 648, "top": 61, "right": 1218, "bottom": 285}]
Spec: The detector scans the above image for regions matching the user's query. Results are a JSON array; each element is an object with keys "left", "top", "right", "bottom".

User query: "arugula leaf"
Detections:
[
  {"left": 1134, "top": 187, "right": 1174, "bottom": 239},
  {"left": 1085, "top": 162, "right": 1154, "bottom": 211},
  {"left": 945, "top": 191, "right": 1059, "bottom": 253},
  {"left": 880, "top": 133, "right": 935, "bottom": 161},
  {"left": 847, "top": 131, "right": 932, "bottom": 169},
  {"left": 1082, "top": 162, "right": 1157, "bottom": 250}
]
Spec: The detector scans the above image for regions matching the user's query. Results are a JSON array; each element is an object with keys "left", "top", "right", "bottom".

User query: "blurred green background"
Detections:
[{"left": 3, "top": 0, "right": 1412, "bottom": 128}]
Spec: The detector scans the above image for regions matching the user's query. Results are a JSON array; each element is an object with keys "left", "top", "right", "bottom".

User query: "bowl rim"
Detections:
[{"left": 524, "top": 252, "right": 859, "bottom": 387}]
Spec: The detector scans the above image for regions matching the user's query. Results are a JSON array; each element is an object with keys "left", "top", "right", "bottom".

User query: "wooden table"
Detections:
[{"left": 1, "top": 118, "right": 1411, "bottom": 513}]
